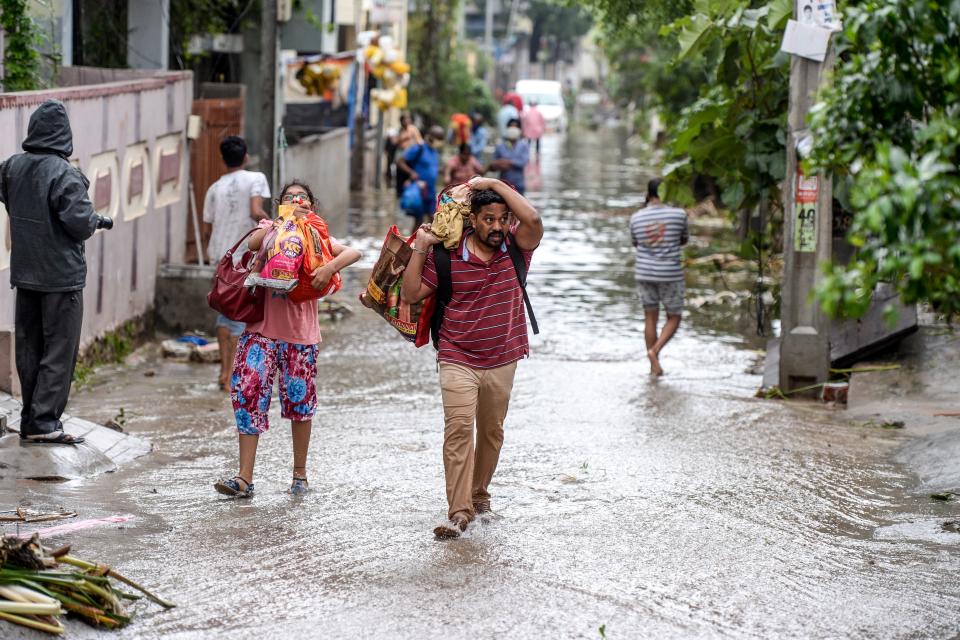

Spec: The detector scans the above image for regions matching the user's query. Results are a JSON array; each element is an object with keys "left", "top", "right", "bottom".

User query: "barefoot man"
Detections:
[
  {"left": 402, "top": 177, "right": 542, "bottom": 539},
  {"left": 629, "top": 178, "right": 689, "bottom": 375}
]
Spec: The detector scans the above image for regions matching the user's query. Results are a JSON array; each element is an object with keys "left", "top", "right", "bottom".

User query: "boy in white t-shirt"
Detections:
[{"left": 202, "top": 136, "right": 270, "bottom": 389}]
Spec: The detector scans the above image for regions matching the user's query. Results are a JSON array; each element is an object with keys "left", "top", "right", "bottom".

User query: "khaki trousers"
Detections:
[{"left": 439, "top": 361, "right": 518, "bottom": 521}]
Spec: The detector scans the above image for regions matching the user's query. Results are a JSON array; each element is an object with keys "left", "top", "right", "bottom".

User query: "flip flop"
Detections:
[
  {"left": 20, "top": 432, "right": 85, "bottom": 445},
  {"left": 214, "top": 476, "right": 254, "bottom": 498},
  {"left": 289, "top": 476, "right": 309, "bottom": 496}
]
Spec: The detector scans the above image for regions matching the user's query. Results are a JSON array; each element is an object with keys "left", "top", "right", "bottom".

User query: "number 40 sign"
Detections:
[{"left": 794, "top": 171, "right": 819, "bottom": 252}]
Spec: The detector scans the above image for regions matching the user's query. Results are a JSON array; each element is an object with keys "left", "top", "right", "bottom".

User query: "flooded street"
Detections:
[{"left": 7, "top": 130, "right": 959, "bottom": 639}]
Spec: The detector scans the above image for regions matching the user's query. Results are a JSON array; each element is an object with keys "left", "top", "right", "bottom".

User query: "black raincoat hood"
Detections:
[{"left": 22, "top": 100, "right": 74, "bottom": 158}]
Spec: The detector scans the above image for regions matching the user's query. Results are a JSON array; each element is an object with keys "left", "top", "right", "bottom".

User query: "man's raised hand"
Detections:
[
  {"left": 414, "top": 224, "right": 442, "bottom": 249},
  {"left": 467, "top": 176, "right": 498, "bottom": 191}
]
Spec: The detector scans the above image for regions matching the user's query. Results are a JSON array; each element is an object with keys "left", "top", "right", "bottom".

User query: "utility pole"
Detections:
[
  {"left": 484, "top": 0, "right": 494, "bottom": 87},
  {"left": 260, "top": 0, "right": 279, "bottom": 193},
  {"left": 350, "top": 0, "right": 367, "bottom": 191},
  {"left": 779, "top": 1, "right": 836, "bottom": 393}
]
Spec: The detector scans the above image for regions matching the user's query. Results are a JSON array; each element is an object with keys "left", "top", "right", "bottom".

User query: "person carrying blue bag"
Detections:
[{"left": 395, "top": 125, "right": 445, "bottom": 235}]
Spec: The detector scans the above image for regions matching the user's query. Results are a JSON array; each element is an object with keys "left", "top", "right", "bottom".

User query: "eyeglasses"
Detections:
[{"left": 280, "top": 194, "right": 311, "bottom": 204}]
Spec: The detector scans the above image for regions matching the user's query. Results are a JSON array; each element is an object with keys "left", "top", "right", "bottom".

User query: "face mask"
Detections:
[{"left": 505, "top": 127, "right": 521, "bottom": 141}]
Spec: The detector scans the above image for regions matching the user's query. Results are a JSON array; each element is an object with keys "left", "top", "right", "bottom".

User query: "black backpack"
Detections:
[{"left": 430, "top": 232, "right": 539, "bottom": 350}]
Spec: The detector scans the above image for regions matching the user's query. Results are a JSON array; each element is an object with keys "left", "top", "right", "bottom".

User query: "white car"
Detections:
[{"left": 515, "top": 80, "right": 567, "bottom": 132}]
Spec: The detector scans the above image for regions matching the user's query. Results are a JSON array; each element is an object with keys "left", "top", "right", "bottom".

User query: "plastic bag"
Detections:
[{"left": 400, "top": 180, "right": 425, "bottom": 215}]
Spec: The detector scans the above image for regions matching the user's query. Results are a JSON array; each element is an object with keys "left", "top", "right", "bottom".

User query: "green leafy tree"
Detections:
[
  {"left": 808, "top": 1, "right": 960, "bottom": 318},
  {"left": 408, "top": 0, "right": 496, "bottom": 125},
  {"left": 168, "top": 0, "right": 256, "bottom": 69},
  {"left": 593, "top": 13, "right": 707, "bottom": 132},
  {"left": 584, "top": 0, "right": 792, "bottom": 221},
  {"left": 658, "top": 0, "right": 791, "bottom": 219},
  {"left": 525, "top": 0, "right": 592, "bottom": 64}
]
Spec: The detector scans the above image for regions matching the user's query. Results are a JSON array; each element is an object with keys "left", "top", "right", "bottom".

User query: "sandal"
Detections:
[
  {"left": 289, "top": 475, "right": 309, "bottom": 496},
  {"left": 20, "top": 431, "right": 85, "bottom": 445},
  {"left": 214, "top": 475, "right": 254, "bottom": 498}
]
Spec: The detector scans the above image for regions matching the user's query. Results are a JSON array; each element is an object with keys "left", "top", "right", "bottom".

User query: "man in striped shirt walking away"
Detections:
[
  {"left": 629, "top": 178, "right": 689, "bottom": 376},
  {"left": 402, "top": 177, "right": 543, "bottom": 539}
]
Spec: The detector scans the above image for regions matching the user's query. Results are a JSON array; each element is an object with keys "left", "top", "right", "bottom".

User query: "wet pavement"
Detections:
[{"left": 4, "top": 130, "right": 959, "bottom": 639}]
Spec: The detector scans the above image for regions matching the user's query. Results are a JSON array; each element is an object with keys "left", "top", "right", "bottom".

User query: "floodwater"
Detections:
[{"left": 6, "top": 131, "right": 959, "bottom": 639}]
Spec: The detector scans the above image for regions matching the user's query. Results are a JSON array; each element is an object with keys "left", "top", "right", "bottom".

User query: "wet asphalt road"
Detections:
[{"left": 4, "top": 130, "right": 959, "bottom": 639}]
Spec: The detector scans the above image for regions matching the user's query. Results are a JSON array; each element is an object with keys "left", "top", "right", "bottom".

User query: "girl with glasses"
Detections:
[{"left": 214, "top": 180, "right": 361, "bottom": 498}]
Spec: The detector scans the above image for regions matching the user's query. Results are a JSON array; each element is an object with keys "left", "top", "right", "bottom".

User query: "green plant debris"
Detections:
[
  {"left": 72, "top": 363, "right": 94, "bottom": 389},
  {"left": 757, "top": 381, "right": 826, "bottom": 400},
  {"left": 829, "top": 365, "right": 901, "bottom": 374},
  {"left": 72, "top": 315, "right": 153, "bottom": 390},
  {"left": 857, "top": 420, "right": 905, "bottom": 430},
  {"left": 930, "top": 492, "right": 955, "bottom": 502}
]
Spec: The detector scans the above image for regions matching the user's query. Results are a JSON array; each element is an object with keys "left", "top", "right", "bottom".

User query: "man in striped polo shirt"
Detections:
[
  {"left": 402, "top": 176, "right": 543, "bottom": 539},
  {"left": 629, "top": 178, "right": 689, "bottom": 376}
]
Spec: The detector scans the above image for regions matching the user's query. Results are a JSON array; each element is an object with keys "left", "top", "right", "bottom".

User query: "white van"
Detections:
[{"left": 514, "top": 79, "right": 567, "bottom": 132}]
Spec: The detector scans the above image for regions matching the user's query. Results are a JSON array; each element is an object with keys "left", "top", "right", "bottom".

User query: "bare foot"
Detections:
[
  {"left": 218, "top": 372, "right": 229, "bottom": 391},
  {"left": 647, "top": 349, "right": 663, "bottom": 376}
]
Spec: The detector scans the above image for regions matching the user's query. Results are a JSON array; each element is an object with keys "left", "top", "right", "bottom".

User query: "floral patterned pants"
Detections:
[{"left": 230, "top": 332, "right": 318, "bottom": 435}]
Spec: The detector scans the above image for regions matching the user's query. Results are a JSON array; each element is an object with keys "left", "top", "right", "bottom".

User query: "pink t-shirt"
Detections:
[
  {"left": 244, "top": 219, "right": 322, "bottom": 345},
  {"left": 522, "top": 107, "right": 546, "bottom": 140},
  {"left": 445, "top": 156, "right": 484, "bottom": 184}
]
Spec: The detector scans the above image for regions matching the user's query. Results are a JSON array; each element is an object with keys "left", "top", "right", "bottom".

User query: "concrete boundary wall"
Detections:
[
  {"left": 284, "top": 128, "right": 350, "bottom": 222},
  {"left": 0, "top": 70, "right": 193, "bottom": 394}
]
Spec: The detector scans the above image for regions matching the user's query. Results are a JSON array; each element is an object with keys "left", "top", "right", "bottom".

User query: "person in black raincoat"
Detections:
[{"left": 0, "top": 99, "right": 113, "bottom": 445}]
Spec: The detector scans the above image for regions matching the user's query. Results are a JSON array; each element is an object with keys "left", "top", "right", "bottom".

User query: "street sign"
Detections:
[{"left": 794, "top": 171, "right": 819, "bottom": 252}]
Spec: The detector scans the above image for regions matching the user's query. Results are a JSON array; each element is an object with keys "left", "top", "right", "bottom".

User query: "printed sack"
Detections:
[
  {"left": 287, "top": 213, "right": 343, "bottom": 304},
  {"left": 359, "top": 225, "right": 435, "bottom": 347},
  {"left": 245, "top": 205, "right": 303, "bottom": 292}
]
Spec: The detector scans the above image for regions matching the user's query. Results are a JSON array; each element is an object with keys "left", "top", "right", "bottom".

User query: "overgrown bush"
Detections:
[{"left": 808, "top": 1, "right": 960, "bottom": 318}]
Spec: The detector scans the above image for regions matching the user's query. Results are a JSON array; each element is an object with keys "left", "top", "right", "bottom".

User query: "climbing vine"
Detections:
[{"left": 0, "top": 0, "right": 42, "bottom": 91}]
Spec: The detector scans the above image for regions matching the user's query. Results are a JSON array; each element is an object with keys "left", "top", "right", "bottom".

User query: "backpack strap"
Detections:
[
  {"left": 431, "top": 243, "right": 453, "bottom": 350},
  {"left": 431, "top": 234, "right": 539, "bottom": 351},
  {"left": 506, "top": 233, "right": 539, "bottom": 335}
]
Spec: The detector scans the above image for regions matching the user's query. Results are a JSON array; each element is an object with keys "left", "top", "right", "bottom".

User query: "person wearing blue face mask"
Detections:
[
  {"left": 488, "top": 119, "right": 530, "bottom": 195},
  {"left": 396, "top": 125, "right": 445, "bottom": 235}
]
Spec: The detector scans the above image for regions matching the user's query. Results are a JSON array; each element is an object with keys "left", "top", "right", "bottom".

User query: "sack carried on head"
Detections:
[
  {"left": 431, "top": 182, "right": 472, "bottom": 249},
  {"left": 359, "top": 225, "right": 435, "bottom": 347}
]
